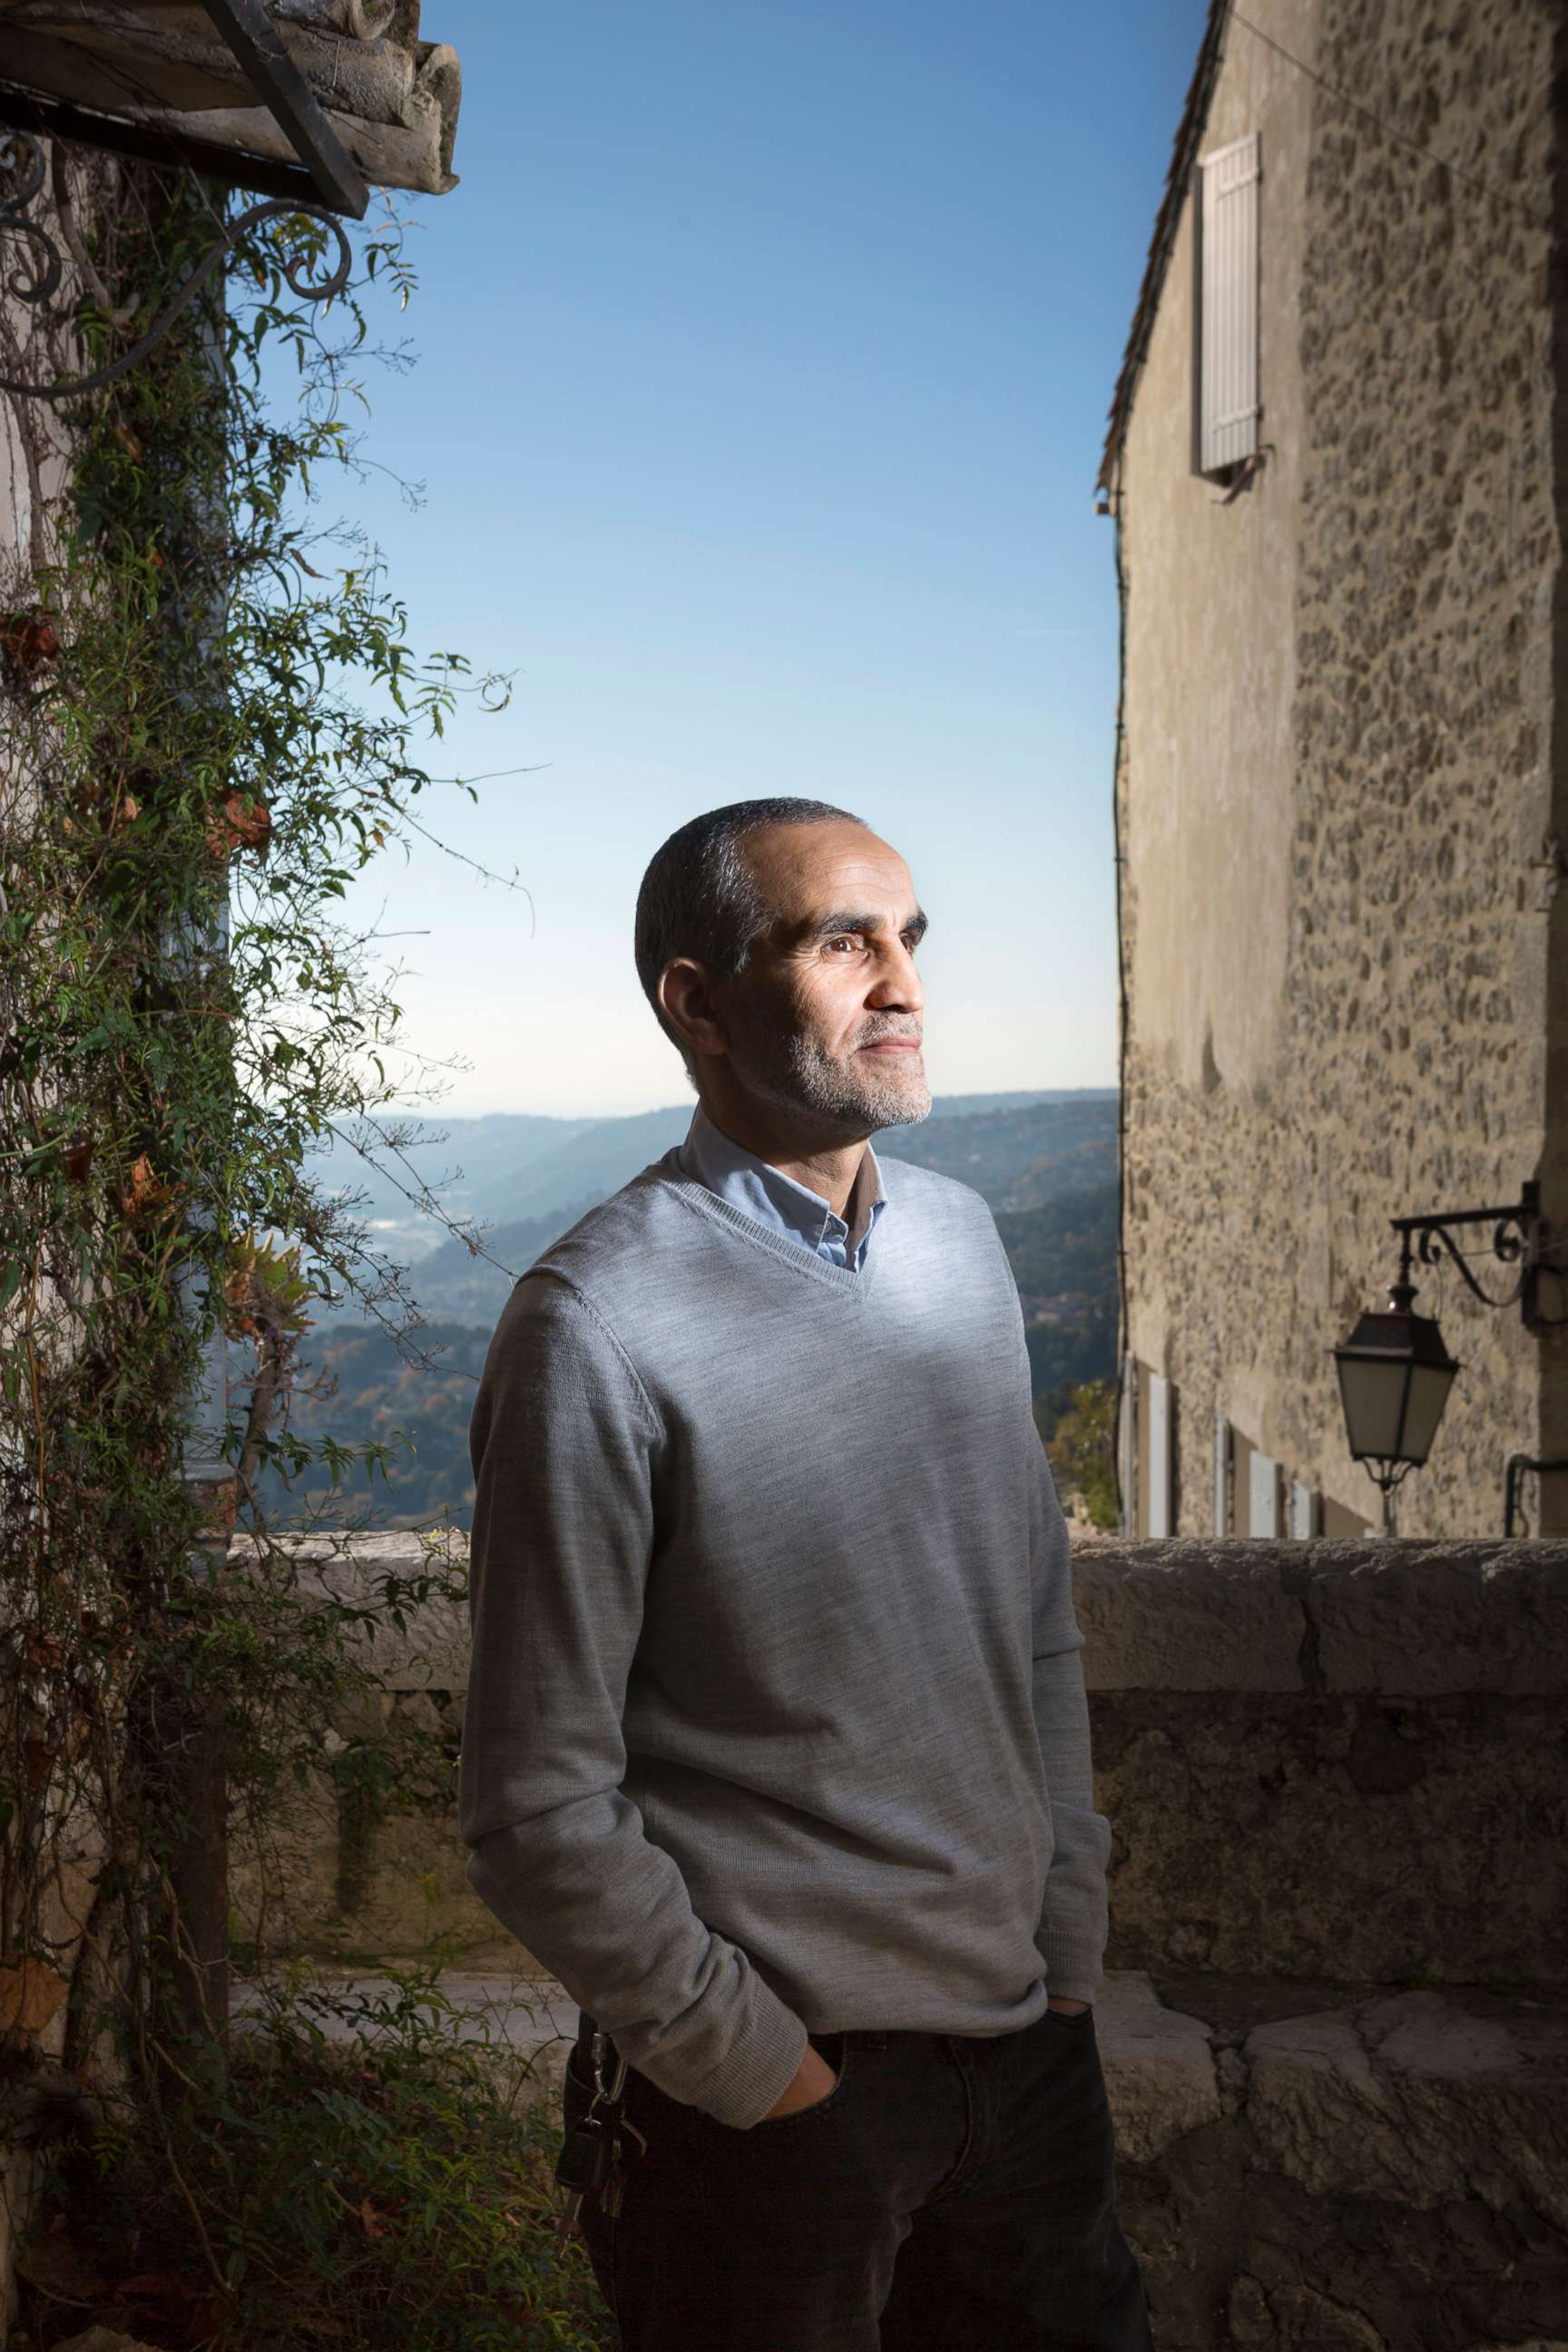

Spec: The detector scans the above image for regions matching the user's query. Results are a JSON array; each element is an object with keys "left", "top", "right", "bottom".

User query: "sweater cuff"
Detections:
[
  {"left": 687, "top": 1996, "right": 811, "bottom": 2129},
  {"left": 1035, "top": 1922, "right": 1105, "bottom": 2008}
]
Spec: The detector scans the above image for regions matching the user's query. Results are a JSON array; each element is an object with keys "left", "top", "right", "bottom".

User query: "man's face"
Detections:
[{"left": 715, "top": 820, "right": 933, "bottom": 1136}]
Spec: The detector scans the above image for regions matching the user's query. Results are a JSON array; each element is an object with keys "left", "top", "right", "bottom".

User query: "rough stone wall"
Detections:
[
  {"left": 1080, "top": 1531, "right": 1568, "bottom": 2347},
  {"left": 1108, "top": 1974, "right": 1568, "bottom": 2352},
  {"left": 228, "top": 1681, "right": 509, "bottom": 1964},
  {"left": 233, "top": 1534, "right": 1568, "bottom": 2352},
  {"left": 1075, "top": 1535, "right": 1568, "bottom": 1985},
  {"left": 1115, "top": 0, "right": 1566, "bottom": 1536},
  {"left": 228, "top": 1536, "right": 525, "bottom": 1965},
  {"left": 239, "top": 1534, "right": 1568, "bottom": 1991},
  {"left": 1545, "top": 1, "right": 1568, "bottom": 1490}
]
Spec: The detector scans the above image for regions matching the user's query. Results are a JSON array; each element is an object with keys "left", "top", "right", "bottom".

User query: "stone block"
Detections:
[
  {"left": 1072, "top": 1541, "right": 1306, "bottom": 1690},
  {"left": 1243, "top": 1987, "right": 1568, "bottom": 2234},
  {"left": 230, "top": 1767, "right": 512, "bottom": 1964},
  {"left": 1298, "top": 1544, "right": 1568, "bottom": 1696},
  {"left": 232, "top": 1531, "right": 471, "bottom": 1690},
  {"left": 1113, "top": 1973, "right": 1568, "bottom": 2352},
  {"left": 1097, "top": 1681, "right": 1568, "bottom": 1984},
  {"left": 1094, "top": 1970, "right": 1221, "bottom": 2163}
]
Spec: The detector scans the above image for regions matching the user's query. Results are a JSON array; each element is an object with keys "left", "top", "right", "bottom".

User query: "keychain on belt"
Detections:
[{"left": 554, "top": 2029, "right": 647, "bottom": 2250}]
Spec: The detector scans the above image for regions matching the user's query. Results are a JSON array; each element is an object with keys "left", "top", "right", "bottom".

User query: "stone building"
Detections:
[{"left": 1099, "top": 0, "right": 1568, "bottom": 1541}]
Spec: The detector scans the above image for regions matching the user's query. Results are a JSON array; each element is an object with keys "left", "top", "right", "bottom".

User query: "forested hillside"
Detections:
[
  {"left": 255, "top": 1093, "right": 1119, "bottom": 1530},
  {"left": 878, "top": 1096, "right": 1116, "bottom": 1210}
]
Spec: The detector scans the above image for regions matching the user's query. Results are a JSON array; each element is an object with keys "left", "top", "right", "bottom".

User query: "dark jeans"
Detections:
[{"left": 563, "top": 2004, "right": 1154, "bottom": 2350}]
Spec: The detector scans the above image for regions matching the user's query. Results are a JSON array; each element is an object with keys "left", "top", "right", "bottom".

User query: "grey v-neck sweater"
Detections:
[{"left": 458, "top": 1143, "right": 1111, "bottom": 2129}]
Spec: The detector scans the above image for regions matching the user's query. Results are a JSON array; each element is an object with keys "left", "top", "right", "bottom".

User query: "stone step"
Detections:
[
  {"left": 231, "top": 1966, "right": 1568, "bottom": 2347},
  {"left": 233, "top": 1965, "right": 1568, "bottom": 2215}
]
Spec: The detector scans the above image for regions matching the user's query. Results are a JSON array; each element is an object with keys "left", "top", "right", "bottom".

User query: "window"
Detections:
[
  {"left": 1289, "top": 1478, "right": 1321, "bottom": 1538},
  {"left": 1249, "top": 1449, "right": 1281, "bottom": 1538},
  {"left": 1122, "top": 1358, "right": 1176, "bottom": 1535},
  {"left": 1147, "top": 1371, "right": 1173, "bottom": 1537},
  {"left": 1194, "top": 132, "right": 1260, "bottom": 477},
  {"left": 1214, "top": 1408, "right": 1233, "bottom": 1535}
]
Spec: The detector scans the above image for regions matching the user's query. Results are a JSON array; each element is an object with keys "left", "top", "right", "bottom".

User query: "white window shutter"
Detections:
[
  {"left": 1147, "top": 1372, "right": 1172, "bottom": 1537},
  {"left": 1214, "top": 1410, "right": 1232, "bottom": 1535},
  {"left": 1250, "top": 1450, "right": 1280, "bottom": 1538},
  {"left": 1289, "top": 1478, "right": 1319, "bottom": 1538},
  {"left": 1120, "top": 1352, "right": 1137, "bottom": 1536},
  {"left": 1198, "top": 132, "right": 1260, "bottom": 474}
]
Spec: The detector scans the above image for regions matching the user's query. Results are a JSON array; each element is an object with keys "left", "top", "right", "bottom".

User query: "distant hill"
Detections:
[
  {"left": 299, "top": 1089, "right": 1117, "bottom": 1318},
  {"left": 255, "top": 1090, "right": 1122, "bottom": 1529},
  {"left": 250, "top": 1318, "right": 488, "bottom": 1533},
  {"left": 251, "top": 1171, "right": 1120, "bottom": 1534},
  {"left": 306, "top": 1110, "right": 601, "bottom": 1245},
  {"left": 875, "top": 1096, "right": 1116, "bottom": 1212},
  {"left": 463, "top": 1108, "right": 689, "bottom": 1229},
  {"left": 387, "top": 1196, "right": 608, "bottom": 1327},
  {"left": 356, "top": 1093, "right": 1119, "bottom": 1329},
  {"left": 467, "top": 1089, "right": 1117, "bottom": 1230},
  {"left": 998, "top": 1186, "right": 1118, "bottom": 1410}
]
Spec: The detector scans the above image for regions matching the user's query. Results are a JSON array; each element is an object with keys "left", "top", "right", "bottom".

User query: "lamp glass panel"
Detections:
[
  {"left": 1399, "top": 1361, "right": 1456, "bottom": 1465},
  {"left": 1336, "top": 1353, "right": 1410, "bottom": 1460}
]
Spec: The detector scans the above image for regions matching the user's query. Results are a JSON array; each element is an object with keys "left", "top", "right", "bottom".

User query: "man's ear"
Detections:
[{"left": 660, "top": 958, "right": 727, "bottom": 1064}]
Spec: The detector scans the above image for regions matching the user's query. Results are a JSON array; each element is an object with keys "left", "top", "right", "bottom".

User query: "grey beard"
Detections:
[{"left": 767, "top": 1031, "right": 933, "bottom": 1136}]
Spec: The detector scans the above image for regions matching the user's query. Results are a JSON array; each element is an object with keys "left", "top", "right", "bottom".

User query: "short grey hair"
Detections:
[{"left": 634, "top": 798, "right": 869, "bottom": 1087}]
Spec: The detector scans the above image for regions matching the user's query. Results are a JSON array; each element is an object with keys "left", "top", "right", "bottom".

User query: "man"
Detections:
[{"left": 458, "top": 798, "right": 1152, "bottom": 2349}]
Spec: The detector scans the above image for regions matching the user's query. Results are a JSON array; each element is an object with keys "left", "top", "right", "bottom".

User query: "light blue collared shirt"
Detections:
[{"left": 679, "top": 1100, "right": 887, "bottom": 1273}]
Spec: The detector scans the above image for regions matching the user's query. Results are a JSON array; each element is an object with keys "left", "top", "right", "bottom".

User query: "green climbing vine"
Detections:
[{"left": 0, "top": 148, "right": 608, "bottom": 2347}]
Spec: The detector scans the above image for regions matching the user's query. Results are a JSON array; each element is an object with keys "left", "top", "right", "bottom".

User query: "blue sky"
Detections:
[{"left": 309, "top": 0, "right": 1207, "bottom": 1119}]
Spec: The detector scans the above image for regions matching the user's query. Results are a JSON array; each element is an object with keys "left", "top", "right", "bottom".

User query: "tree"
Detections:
[{"left": 1037, "top": 1377, "right": 1119, "bottom": 1533}]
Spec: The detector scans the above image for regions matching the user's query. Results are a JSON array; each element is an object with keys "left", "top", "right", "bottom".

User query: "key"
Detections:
[
  {"left": 555, "top": 2112, "right": 616, "bottom": 2195},
  {"left": 554, "top": 2106, "right": 617, "bottom": 2251},
  {"left": 599, "top": 2115, "right": 647, "bottom": 2220}
]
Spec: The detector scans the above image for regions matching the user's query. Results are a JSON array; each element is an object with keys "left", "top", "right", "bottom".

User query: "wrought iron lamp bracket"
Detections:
[
  {"left": 0, "top": 128, "right": 351, "bottom": 402},
  {"left": 1388, "top": 1180, "right": 1563, "bottom": 1332}
]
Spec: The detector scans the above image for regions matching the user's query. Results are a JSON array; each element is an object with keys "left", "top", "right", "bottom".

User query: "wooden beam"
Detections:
[
  {"left": 0, "top": 81, "right": 337, "bottom": 210},
  {"left": 198, "top": 0, "right": 368, "bottom": 217}
]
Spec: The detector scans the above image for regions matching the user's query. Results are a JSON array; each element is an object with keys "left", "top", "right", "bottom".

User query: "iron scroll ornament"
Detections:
[
  {"left": 1391, "top": 1188, "right": 1537, "bottom": 1316},
  {"left": 1387, "top": 1178, "right": 1568, "bottom": 1333},
  {"left": 0, "top": 130, "right": 352, "bottom": 401}
]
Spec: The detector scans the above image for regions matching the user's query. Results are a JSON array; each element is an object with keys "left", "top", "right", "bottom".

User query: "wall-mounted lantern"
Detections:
[
  {"left": 1331, "top": 1181, "right": 1559, "bottom": 1532},
  {"left": 1331, "top": 1273, "right": 1459, "bottom": 1530}
]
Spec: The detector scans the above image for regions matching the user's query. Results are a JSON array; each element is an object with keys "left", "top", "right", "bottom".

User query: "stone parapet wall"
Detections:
[
  {"left": 227, "top": 1531, "right": 489, "bottom": 1961},
  {"left": 225, "top": 1533, "right": 1568, "bottom": 2350},
  {"left": 235, "top": 1534, "right": 1568, "bottom": 1989},
  {"left": 1075, "top": 1536, "right": 1568, "bottom": 1985}
]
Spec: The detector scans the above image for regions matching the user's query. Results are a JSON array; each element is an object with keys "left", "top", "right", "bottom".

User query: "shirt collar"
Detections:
[{"left": 680, "top": 1099, "right": 887, "bottom": 1257}]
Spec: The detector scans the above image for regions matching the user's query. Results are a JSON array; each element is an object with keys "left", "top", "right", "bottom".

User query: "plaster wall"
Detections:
[
  {"left": 1114, "top": 0, "right": 1565, "bottom": 1536},
  {"left": 0, "top": 195, "right": 78, "bottom": 581},
  {"left": 1118, "top": 0, "right": 1309, "bottom": 1102}
]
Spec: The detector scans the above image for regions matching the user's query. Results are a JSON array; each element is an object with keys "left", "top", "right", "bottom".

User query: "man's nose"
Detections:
[{"left": 867, "top": 942, "right": 922, "bottom": 1011}]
